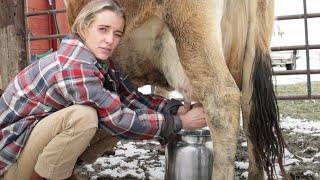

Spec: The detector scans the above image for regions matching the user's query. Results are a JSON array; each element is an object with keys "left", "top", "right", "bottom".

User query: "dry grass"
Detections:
[{"left": 274, "top": 82, "right": 320, "bottom": 121}]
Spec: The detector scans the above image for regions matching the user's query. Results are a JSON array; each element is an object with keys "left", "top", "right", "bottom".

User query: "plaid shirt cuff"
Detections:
[{"left": 159, "top": 99, "right": 183, "bottom": 145}]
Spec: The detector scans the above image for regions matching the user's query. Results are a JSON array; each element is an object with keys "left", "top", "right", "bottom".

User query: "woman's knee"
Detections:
[{"left": 67, "top": 105, "right": 99, "bottom": 130}]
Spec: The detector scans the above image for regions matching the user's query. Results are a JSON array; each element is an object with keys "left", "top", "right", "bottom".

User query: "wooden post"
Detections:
[{"left": 0, "top": 0, "right": 27, "bottom": 91}]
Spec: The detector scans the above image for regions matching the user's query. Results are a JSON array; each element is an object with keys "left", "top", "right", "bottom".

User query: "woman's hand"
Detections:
[
  {"left": 177, "top": 105, "right": 188, "bottom": 115},
  {"left": 177, "top": 102, "right": 203, "bottom": 115},
  {"left": 179, "top": 107, "right": 207, "bottom": 130}
]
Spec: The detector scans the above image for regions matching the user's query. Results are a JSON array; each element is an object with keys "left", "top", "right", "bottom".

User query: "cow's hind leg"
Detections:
[{"left": 165, "top": 1, "right": 240, "bottom": 179}]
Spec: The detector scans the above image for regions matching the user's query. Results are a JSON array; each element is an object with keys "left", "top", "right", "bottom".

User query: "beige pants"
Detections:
[{"left": 3, "top": 105, "right": 118, "bottom": 180}]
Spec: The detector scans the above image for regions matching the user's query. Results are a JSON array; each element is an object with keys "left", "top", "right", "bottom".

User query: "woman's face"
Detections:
[{"left": 81, "top": 10, "right": 125, "bottom": 60}]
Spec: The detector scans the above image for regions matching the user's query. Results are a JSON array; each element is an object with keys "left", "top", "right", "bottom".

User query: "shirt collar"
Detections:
[{"left": 59, "top": 34, "right": 109, "bottom": 73}]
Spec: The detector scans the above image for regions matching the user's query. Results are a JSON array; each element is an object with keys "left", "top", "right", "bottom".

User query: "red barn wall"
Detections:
[{"left": 27, "top": 0, "right": 69, "bottom": 56}]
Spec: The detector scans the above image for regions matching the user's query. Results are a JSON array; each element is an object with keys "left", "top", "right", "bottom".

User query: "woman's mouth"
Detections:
[{"left": 100, "top": 47, "right": 112, "bottom": 54}]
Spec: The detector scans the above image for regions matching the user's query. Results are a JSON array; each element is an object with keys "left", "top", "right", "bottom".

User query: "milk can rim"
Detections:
[{"left": 178, "top": 129, "right": 211, "bottom": 137}]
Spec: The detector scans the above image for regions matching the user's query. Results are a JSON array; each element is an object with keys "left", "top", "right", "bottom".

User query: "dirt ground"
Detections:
[
  {"left": 75, "top": 126, "right": 320, "bottom": 180},
  {"left": 235, "top": 130, "right": 320, "bottom": 180},
  {"left": 281, "top": 132, "right": 320, "bottom": 179}
]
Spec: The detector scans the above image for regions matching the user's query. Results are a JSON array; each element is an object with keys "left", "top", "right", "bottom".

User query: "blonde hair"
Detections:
[{"left": 71, "top": 0, "right": 125, "bottom": 36}]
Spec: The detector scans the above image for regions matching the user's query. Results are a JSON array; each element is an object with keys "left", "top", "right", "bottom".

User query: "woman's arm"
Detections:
[{"left": 53, "top": 65, "right": 170, "bottom": 141}]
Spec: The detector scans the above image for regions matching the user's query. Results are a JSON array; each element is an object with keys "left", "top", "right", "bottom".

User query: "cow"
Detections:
[{"left": 65, "top": 0, "right": 288, "bottom": 179}]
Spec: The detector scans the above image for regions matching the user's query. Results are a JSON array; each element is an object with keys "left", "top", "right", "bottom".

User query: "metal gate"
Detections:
[{"left": 271, "top": 0, "right": 320, "bottom": 100}]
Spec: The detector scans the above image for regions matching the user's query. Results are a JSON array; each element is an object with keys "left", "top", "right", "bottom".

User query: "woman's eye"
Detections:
[
  {"left": 114, "top": 33, "right": 122, "bottom": 38},
  {"left": 98, "top": 27, "right": 107, "bottom": 32}
]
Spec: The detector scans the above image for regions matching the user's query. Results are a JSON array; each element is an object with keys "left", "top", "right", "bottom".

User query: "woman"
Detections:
[{"left": 0, "top": 0, "right": 207, "bottom": 179}]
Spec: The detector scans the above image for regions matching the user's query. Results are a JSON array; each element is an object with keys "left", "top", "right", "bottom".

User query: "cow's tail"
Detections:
[{"left": 249, "top": 48, "right": 288, "bottom": 179}]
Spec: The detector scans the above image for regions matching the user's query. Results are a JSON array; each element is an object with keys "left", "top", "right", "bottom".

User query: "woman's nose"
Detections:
[{"left": 105, "top": 33, "right": 114, "bottom": 45}]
